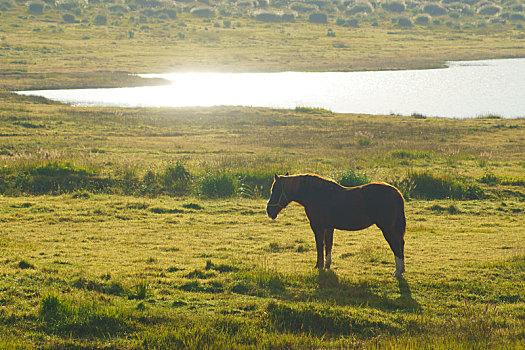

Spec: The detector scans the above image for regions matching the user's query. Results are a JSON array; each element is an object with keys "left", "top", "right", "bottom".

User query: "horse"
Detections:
[{"left": 266, "top": 174, "right": 406, "bottom": 277}]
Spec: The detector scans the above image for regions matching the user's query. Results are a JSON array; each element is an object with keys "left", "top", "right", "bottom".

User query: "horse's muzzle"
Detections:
[{"left": 266, "top": 205, "right": 278, "bottom": 220}]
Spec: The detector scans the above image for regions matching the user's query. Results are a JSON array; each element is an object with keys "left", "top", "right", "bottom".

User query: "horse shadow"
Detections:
[{"left": 310, "top": 269, "right": 421, "bottom": 312}]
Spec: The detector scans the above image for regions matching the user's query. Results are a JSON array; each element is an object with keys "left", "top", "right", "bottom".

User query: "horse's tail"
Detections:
[
  {"left": 396, "top": 192, "right": 406, "bottom": 236},
  {"left": 395, "top": 189, "right": 406, "bottom": 258}
]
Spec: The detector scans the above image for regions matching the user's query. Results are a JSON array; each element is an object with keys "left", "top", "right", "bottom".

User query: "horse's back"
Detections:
[{"left": 358, "top": 182, "right": 405, "bottom": 226}]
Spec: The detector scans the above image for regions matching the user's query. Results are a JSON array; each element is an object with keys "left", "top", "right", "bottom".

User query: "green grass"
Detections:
[
  {"left": 0, "top": 3, "right": 525, "bottom": 346},
  {"left": 1, "top": 190, "right": 524, "bottom": 348}
]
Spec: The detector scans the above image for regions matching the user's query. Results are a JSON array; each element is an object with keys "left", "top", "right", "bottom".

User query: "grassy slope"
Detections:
[{"left": 1, "top": 91, "right": 525, "bottom": 348}]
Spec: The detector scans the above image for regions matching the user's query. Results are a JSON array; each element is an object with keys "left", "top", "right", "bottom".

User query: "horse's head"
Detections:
[{"left": 266, "top": 174, "right": 290, "bottom": 219}]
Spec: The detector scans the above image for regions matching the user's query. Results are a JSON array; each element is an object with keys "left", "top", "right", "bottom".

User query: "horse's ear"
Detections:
[
  {"left": 285, "top": 172, "right": 289, "bottom": 176},
  {"left": 274, "top": 174, "right": 279, "bottom": 180}
]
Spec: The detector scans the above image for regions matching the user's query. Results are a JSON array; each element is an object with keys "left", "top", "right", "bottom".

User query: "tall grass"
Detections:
[
  {"left": 0, "top": 159, "right": 277, "bottom": 198},
  {"left": 265, "top": 301, "right": 401, "bottom": 336},
  {"left": 197, "top": 171, "right": 237, "bottom": 198},
  {"left": 0, "top": 161, "right": 491, "bottom": 200},
  {"left": 407, "top": 170, "right": 485, "bottom": 200},
  {"left": 39, "top": 294, "right": 132, "bottom": 337}
]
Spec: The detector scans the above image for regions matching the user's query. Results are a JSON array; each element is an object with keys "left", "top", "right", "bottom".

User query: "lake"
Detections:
[{"left": 17, "top": 58, "right": 525, "bottom": 118}]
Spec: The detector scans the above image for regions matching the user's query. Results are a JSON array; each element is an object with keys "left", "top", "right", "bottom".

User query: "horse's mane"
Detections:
[{"left": 284, "top": 174, "right": 343, "bottom": 194}]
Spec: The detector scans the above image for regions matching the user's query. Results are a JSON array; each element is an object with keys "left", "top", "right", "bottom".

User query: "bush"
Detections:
[
  {"left": 281, "top": 13, "right": 296, "bottom": 22},
  {"left": 237, "top": 171, "right": 274, "bottom": 198},
  {"left": 190, "top": 7, "right": 215, "bottom": 18},
  {"left": 510, "top": 13, "right": 524, "bottom": 21},
  {"left": 308, "top": 11, "right": 328, "bottom": 23},
  {"left": 62, "top": 13, "right": 76, "bottom": 23},
  {"left": 197, "top": 172, "right": 236, "bottom": 198},
  {"left": 381, "top": 1, "right": 405, "bottom": 12},
  {"left": 109, "top": 4, "right": 128, "bottom": 12},
  {"left": 423, "top": 3, "right": 447, "bottom": 16},
  {"left": 478, "top": 173, "right": 500, "bottom": 185},
  {"left": 339, "top": 169, "right": 369, "bottom": 187},
  {"left": 397, "top": 16, "right": 413, "bottom": 26},
  {"left": 290, "top": 2, "right": 317, "bottom": 12},
  {"left": 161, "top": 161, "right": 192, "bottom": 196},
  {"left": 357, "top": 135, "right": 371, "bottom": 146},
  {"left": 347, "top": 2, "right": 373, "bottom": 14},
  {"left": 93, "top": 14, "right": 107, "bottom": 25},
  {"left": 27, "top": 1, "right": 43, "bottom": 14},
  {"left": 478, "top": 5, "right": 500, "bottom": 15},
  {"left": 255, "top": 11, "right": 282, "bottom": 22},
  {"left": 415, "top": 14, "right": 431, "bottom": 24}
]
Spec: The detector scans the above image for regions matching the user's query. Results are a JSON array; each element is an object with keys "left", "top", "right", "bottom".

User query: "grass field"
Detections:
[
  {"left": 1, "top": 89, "right": 524, "bottom": 348},
  {"left": 1, "top": 0, "right": 525, "bottom": 346}
]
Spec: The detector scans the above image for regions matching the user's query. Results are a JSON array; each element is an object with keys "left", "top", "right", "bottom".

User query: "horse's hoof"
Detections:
[{"left": 393, "top": 270, "right": 404, "bottom": 278}]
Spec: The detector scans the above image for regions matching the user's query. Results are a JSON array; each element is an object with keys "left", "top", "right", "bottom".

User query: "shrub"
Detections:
[
  {"left": 27, "top": 1, "right": 43, "bottom": 14},
  {"left": 290, "top": 2, "right": 317, "bottom": 12},
  {"left": 237, "top": 171, "right": 274, "bottom": 198},
  {"left": 197, "top": 171, "right": 236, "bottom": 198},
  {"left": 18, "top": 260, "right": 35, "bottom": 269},
  {"left": 62, "top": 13, "right": 76, "bottom": 23},
  {"left": 382, "top": 1, "right": 405, "bottom": 12},
  {"left": 423, "top": 3, "right": 447, "bottom": 16},
  {"left": 255, "top": 11, "right": 282, "bottom": 22},
  {"left": 161, "top": 161, "right": 192, "bottom": 196},
  {"left": 281, "top": 12, "right": 296, "bottom": 22},
  {"left": 108, "top": 4, "right": 127, "bottom": 12},
  {"left": 190, "top": 7, "right": 215, "bottom": 18},
  {"left": 397, "top": 16, "right": 413, "bottom": 26},
  {"left": 93, "top": 14, "right": 107, "bottom": 25},
  {"left": 339, "top": 169, "right": 369, "bottom": 187},
  {"left": 347, "top": 2, "right": 373, "bottom": 14},
  {"left": 510, "top": 13, "right": 524, "bottom": 21},
  {"left": 141, "top": 170, "right": 159, "bottom": 195},
  {"left": 58, "top": 1, "right": 78, "bottom": 10},
  {"left": 478, "top": 173, "right": 500, "bottom": 185},
  {"left": 237, "top": 0, "right": 255, "bottom": 7},
  {"left": 415, "top": 14, "right": 430, "bottom": 24},
  {"left": 308, "top": 11, "right": 328, "bottom": 23},
  {"left": 478, "top": 5, "right": 500, "bottom": 15},
  {"left": 357, "top": 135, "right": 371, "bottom": 146}
]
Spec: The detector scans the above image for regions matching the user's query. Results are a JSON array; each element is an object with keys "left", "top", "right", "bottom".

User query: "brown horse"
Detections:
[{"left": 266, "top": 174, "right": 406, "bottom": 277}]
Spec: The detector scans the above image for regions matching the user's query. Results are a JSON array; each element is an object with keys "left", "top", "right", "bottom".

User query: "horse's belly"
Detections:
[
  {"left": 334, "top": 220, "right": 373, "bottom": 231},
  {"left": 328, "top": 210, "right": 373, "bottom": 231}
]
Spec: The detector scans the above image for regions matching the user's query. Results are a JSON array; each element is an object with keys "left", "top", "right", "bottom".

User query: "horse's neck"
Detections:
[{"left": 285, "top": 176, "right": 322, "bottom": 207}]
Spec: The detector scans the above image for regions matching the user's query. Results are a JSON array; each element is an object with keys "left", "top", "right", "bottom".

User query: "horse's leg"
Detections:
[
  {"left": 310, "top": 223, "right": 325, "bottom": 269},
  {"left": 378, "top": 223, "right": 405, "bottom": 277},
  {"left": 324, "top": 228, "right": 334, "bottom": 269}
]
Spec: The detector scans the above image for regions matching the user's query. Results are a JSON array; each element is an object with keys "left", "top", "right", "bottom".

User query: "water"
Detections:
[{"left": 17, "top": 58, "right": 525, "bottom": 118}]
